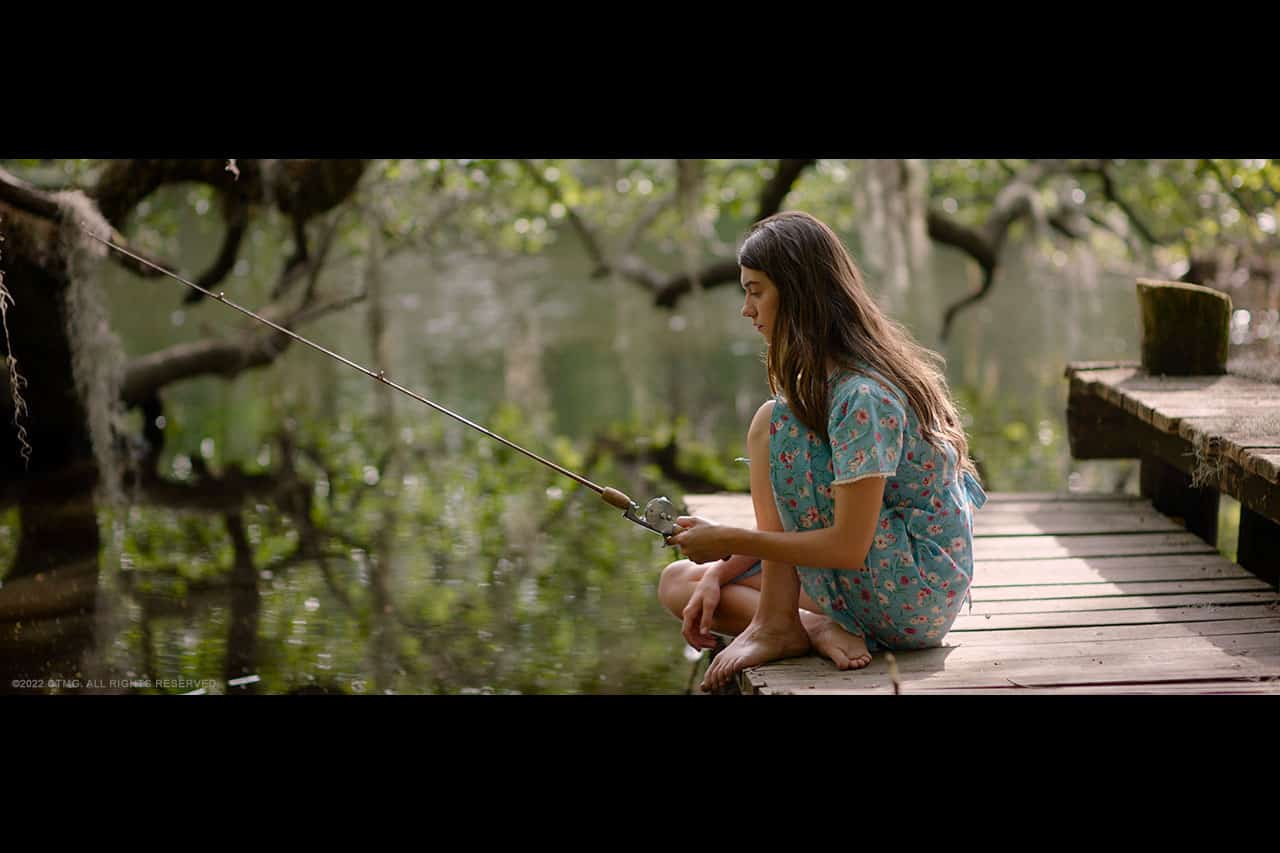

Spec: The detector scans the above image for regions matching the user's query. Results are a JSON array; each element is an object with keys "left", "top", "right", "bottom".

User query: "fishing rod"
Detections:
[{"left": 78, "top": 223, "right": 681, "bottom": 539}]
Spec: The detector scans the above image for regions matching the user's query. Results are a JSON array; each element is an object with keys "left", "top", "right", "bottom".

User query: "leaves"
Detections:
[{"left": 100, "top": 408, "right": 699, "bottom": 693}]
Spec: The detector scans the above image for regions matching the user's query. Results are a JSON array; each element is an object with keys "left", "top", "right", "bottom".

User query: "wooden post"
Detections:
[
  {"left": 1139, "top": 455, "right": 1219, "bottom": 546},
  {"left": 1134, "top": 279, "right": 1230, "bottom": 545},
  {"left": 1237, "top": 506, "right": 1280, "bottom": 589},
  {"left": 1136, "top": 278, "right": 1231, "bottom": 375}
]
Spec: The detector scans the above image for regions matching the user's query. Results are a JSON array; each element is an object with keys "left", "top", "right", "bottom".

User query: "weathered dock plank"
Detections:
[
  {"left": 971, "top": 578, "right": 1272, "bottom": 602},
  {"left": 1067, "top": 359, "right": 1280, "bottom": 586},
  {"left": 973, "top": 532, "right": 1217, "bottom": 561},
  {"left": 1067, "top": 363, "right": 1280, "bottom": 516},
  {"left": 971, "top": 553, "right": 1255, "bottom": 585},
  {"left": 971, "top": 510, "right": 1182, "bottom": 535}
]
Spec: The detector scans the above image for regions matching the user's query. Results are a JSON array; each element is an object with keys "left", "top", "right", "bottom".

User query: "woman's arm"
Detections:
[
  {"left": 700, "top": 553, "right": 761, "bottom": 586},
  {"left": 725, "top": 474, "right": 884, "bottom": 569}
]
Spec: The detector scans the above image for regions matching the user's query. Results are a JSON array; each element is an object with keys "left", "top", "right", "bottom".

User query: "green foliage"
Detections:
[
  {"left": 394, "top": 157, "right": 1280, "bottom": 271},
  {"left": 7, "top": 157, "right": 1276, "bottom": 269},
  {"left": 0, "top": 507, "right": 16, "bottom": 571},
  {"left": 954, "top": 384, "right": 1069, "bottom": 492},
  {"left": 1217, "top": 496, "right": 1242, "bottom": 564},
  {"left": 600, "top": 415, "right": 751, "bottom": 494}
]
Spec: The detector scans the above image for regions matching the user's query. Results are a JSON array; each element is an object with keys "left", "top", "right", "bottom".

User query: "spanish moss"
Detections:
[
  {"left": 0, "top": 223, "right": 32, "bottom": 468},
  {"left": 853, "top": 160, "right": 931, "bottom": 309},
  {"left": 57, "top": 191, "right": 128, "bottom": 506}
]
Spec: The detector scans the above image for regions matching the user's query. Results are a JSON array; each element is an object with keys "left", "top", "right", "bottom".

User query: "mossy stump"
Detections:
[{"left": 1137, "top": 278, "right": 1231, "bottom": 376}]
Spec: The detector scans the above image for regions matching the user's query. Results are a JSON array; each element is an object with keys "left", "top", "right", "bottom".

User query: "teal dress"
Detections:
[{"left": 739, "top": 366, "right": 986, "bottom": 652}]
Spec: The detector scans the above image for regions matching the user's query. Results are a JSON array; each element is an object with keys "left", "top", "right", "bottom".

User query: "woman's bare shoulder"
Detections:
[{"left": 747, "top": 399, "right": 776, "bottom": 442}]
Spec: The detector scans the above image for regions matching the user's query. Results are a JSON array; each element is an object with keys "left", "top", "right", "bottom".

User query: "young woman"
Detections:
[{"left": 657, "top": 211, "right": 987, "bottom": 692}]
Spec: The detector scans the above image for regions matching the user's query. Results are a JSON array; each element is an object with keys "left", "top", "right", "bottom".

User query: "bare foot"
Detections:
[
  {"left": 801, "top": 611, "right": 872, "bottom": 671},
  {"left": 701, "top": 619, "right": 810, "bottom": 692}
]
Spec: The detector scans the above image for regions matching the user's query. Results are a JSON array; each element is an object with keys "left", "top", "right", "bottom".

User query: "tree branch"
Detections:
[
  {"left": 517, "top": 159, "right": 612, "bottom": 275},
  {"left": 1081, "top": 207, "right": 1144, "bottom": 255},
  {"left": 301, "top": 209, "right": 349, "bottom": 305},
  {"left": 290, "top": 289, "right": 369, "bottom": 328},
  {"left": 1091, "top": 161, "right": 1166, "bottom": 245},
  {"left": 521, "top": 159, "right": 816, "bottom": 307},
  {"left": 1047, "top": 208, "right": 1091, "bottom": 241},
  {"left": 183, "top": 191, "right": 249, "bottom": 303},
  {"left": 940, "top": 265, "right": 997, "bottom": 341},
  {"left": 269, "top": 216, "right": 312, "bottom": 301},
  {"left": 123, "top": 465, "right": 292, "bottom": 512},
  {"left": 653, "top": 259, "right": 744, "bottom": 308},
  {"left": 93, "top": 159, "right": 255, "bottom": 226},
  {"left": 591, "top": 435, "right": 737, "bottom": 494},
  {"left": 930, "top": 162, "right": 1065, "bottom": 340},
  {"left": 119, "top": 288, "right": 364, "bottom": 407},
  {"left": 1203, "top": 158, "right": 1267, "bottom": 223},
  {"left": 0, "top": 165, "right": 188, "bottom": 280},
  {"left": 120, "top": 328, "right": 280, "bottom": 407},
  {"left": 757, "top": 159, "right": 817, "bottom": 221},
  {"left": 926, "top": 208, "right": 997, "bottom": 270},
  {"left": 0, "top": 167, "right": 63, "bottom": 219},
  {"left": 981, "top": 161, "right": 1055, "bottom": 247},
  {"left": 652, "top": 159, "right": 816, "bottom": 306},
  {"left": 622, "top": 190, "right": 677, "bottom": 255},
  {"left": 92, "top": 159, "right": 367, "bottom": 289}
]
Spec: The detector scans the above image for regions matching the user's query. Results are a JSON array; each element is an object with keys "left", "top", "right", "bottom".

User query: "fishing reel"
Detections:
[
  {"left": 604, "top": 491, "right": 728, "bottom": 563},
  {"left": 601, "top": 488, "right": 680, "bottom": 538}
]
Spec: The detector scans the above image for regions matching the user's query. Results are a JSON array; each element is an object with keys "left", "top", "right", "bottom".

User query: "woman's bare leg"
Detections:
[
  {"left": 660, "top": 560, "right": 872, "bottom": 678},
  {"left": 700, "top": 560, "right": 811, "bottom": 691},
  {"left": 800, "top": 612, "right": 872, "bottom": 671},
  {"left": 657, "top": 559, "right": 770, "bottom": 638},
  {"left": 727, "top": 573, "right": 867, "bottom": 669}
]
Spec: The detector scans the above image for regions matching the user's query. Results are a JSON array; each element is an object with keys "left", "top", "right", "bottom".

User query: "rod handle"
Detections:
[{"left": 600, "top": 487, "right": 634, "bottom": 510}]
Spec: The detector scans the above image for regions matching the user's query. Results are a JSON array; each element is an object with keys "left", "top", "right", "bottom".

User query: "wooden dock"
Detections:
[
  {"left": 683, "top": 490, "right": 1280, "bottom": 694},
  {"left": 1067, "top": 361, "right": 1280, "bottom": 586}
]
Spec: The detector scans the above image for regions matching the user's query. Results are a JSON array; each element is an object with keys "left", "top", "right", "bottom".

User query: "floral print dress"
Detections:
[{"left": 751, "top": 366, "right": 987, "bottom": 652}]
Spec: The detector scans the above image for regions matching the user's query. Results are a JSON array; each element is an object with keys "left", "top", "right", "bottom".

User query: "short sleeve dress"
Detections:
[{"left": 738, "top": 365, "right": 987, "bottom": 652}]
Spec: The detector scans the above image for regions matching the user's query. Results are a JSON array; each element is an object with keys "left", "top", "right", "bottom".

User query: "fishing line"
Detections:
[{"left": 79, "top": 223, "right": 680, "bottom": 538}]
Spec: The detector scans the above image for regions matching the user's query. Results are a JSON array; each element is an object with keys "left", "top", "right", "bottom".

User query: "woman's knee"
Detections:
[{"left": 657, "top": 559, "right": 700, "bottom": 614}]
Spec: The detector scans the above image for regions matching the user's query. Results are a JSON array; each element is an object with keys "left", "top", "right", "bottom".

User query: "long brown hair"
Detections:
[{"left": 738, "top": 211, "right": 978, "bottom": 479}]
